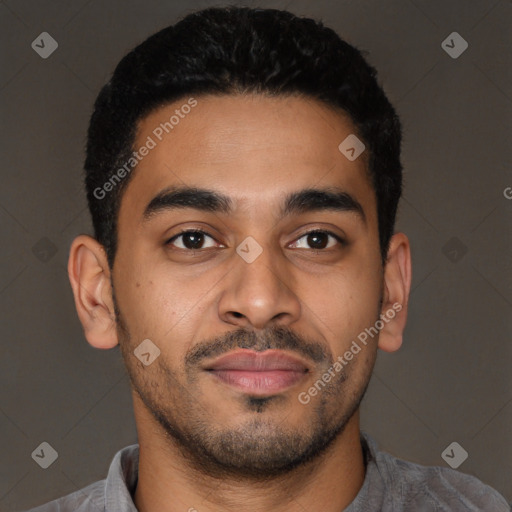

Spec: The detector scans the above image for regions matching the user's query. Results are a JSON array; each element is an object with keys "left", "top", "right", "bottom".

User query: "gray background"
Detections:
[{"left": 1, "top": 0, "right": 511, "bottom": 510}]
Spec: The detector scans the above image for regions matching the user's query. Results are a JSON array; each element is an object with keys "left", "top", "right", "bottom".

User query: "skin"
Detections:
[{"left": 68, "top": 93, "right": 411, "bottom": 512}]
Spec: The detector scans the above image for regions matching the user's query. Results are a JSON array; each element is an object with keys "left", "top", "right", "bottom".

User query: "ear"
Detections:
[
  {"left": 377, "top": 232, "right": 412, "bottom": 353},
  {"left": 67, "top": 235, "right": 119, "bottom": 349}
]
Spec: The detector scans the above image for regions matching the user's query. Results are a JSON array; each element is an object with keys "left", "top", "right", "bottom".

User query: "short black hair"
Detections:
[{"left": 85, "top": 6, "right": 402, "bottom": 268}]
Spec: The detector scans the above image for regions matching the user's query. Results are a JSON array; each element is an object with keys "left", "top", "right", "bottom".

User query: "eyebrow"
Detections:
[{"left": 142, "top": 185, "right": 366, "bottom": 225}]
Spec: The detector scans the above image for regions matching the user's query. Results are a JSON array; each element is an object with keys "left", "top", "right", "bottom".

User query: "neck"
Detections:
[{"left": 133, "top": 410, "right": 366, "bottom": 512}]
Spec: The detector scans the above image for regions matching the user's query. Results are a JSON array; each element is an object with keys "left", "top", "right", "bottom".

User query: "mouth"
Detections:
[{"left": 203, "top": 349, "right": 310, "bottom": 396}]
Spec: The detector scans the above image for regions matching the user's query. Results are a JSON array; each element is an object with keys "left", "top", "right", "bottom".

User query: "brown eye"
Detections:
[
  {"left": 166, "top": 230, "right": 218, "bottom": 250},
  {"left": 306, "top": 232, "right": 329, "bottom": 249},
  {"left": 289, "top": 230, "right": 344, "bottom": 250}
]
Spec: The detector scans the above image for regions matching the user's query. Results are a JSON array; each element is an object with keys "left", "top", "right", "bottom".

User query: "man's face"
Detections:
[{"left": 113, "top": 93, "right": 383, "bottom": 478}]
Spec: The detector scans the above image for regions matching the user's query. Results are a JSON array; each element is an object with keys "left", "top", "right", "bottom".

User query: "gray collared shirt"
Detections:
[{"left": 24, "top": 431, "right": 510, "bottom": 511}]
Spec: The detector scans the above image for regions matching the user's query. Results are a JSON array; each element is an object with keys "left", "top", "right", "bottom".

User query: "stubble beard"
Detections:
[{"left": 113, "top": 291, "right": 377, "bottom": 481}]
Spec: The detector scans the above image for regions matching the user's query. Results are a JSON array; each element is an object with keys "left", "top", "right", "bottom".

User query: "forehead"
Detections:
[{"left": 119, "top": 93, "right": 376, "bottom": 225}]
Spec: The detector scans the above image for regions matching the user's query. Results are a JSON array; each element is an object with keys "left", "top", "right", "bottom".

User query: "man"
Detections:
[{"left": 27, "top": 6, "right": 510, "bottom": 512}]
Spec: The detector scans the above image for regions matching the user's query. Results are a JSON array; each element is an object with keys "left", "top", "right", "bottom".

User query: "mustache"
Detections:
[{"left": 185, "top": 325, "right": 330, "bottom": 368}]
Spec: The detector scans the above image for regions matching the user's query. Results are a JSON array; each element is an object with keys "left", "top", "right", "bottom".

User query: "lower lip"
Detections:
[{"left": 208, "top": 369, "right": 307, "bottom": 395}]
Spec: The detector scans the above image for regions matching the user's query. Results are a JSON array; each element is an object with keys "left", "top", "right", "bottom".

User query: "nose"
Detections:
[{"left": 218, "top": 242, "right": 301, "bottom": 330}]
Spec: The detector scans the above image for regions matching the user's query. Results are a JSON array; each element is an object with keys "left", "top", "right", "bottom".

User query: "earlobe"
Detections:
[
  {"left": 67, "top": 235, "right": 119, "bottom": 349},
  {"left": 377, "top": 232, "right": 412, "bottom": 353}
]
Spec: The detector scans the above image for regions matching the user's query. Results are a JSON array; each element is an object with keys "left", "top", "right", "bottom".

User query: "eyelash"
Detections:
[{"left": 165, "top": 229, "right": 346, "bottom": 251}]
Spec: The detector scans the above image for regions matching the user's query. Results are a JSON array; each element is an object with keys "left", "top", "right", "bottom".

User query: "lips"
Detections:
[{"left": 204, "top": 349, "right": 309, "bottom": 395}]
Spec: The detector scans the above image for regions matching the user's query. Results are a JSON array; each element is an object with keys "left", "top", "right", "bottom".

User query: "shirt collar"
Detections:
[
  {"left": 105, "top": 443, "right": 139, "bottom": 511},
  {"left": 104, "top": 431, "right": 378, "bottom": 510}
]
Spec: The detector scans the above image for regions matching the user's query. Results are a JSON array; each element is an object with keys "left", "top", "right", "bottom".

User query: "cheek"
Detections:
[
  {"left": 113, "top": 259, "right": 216, "bottom": 360},
  {"left": 112, "top": 261, "right": 175, "bottom": 342},
  {"left": 305, "top": 264, "right": 381, "bottom": 350}
]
